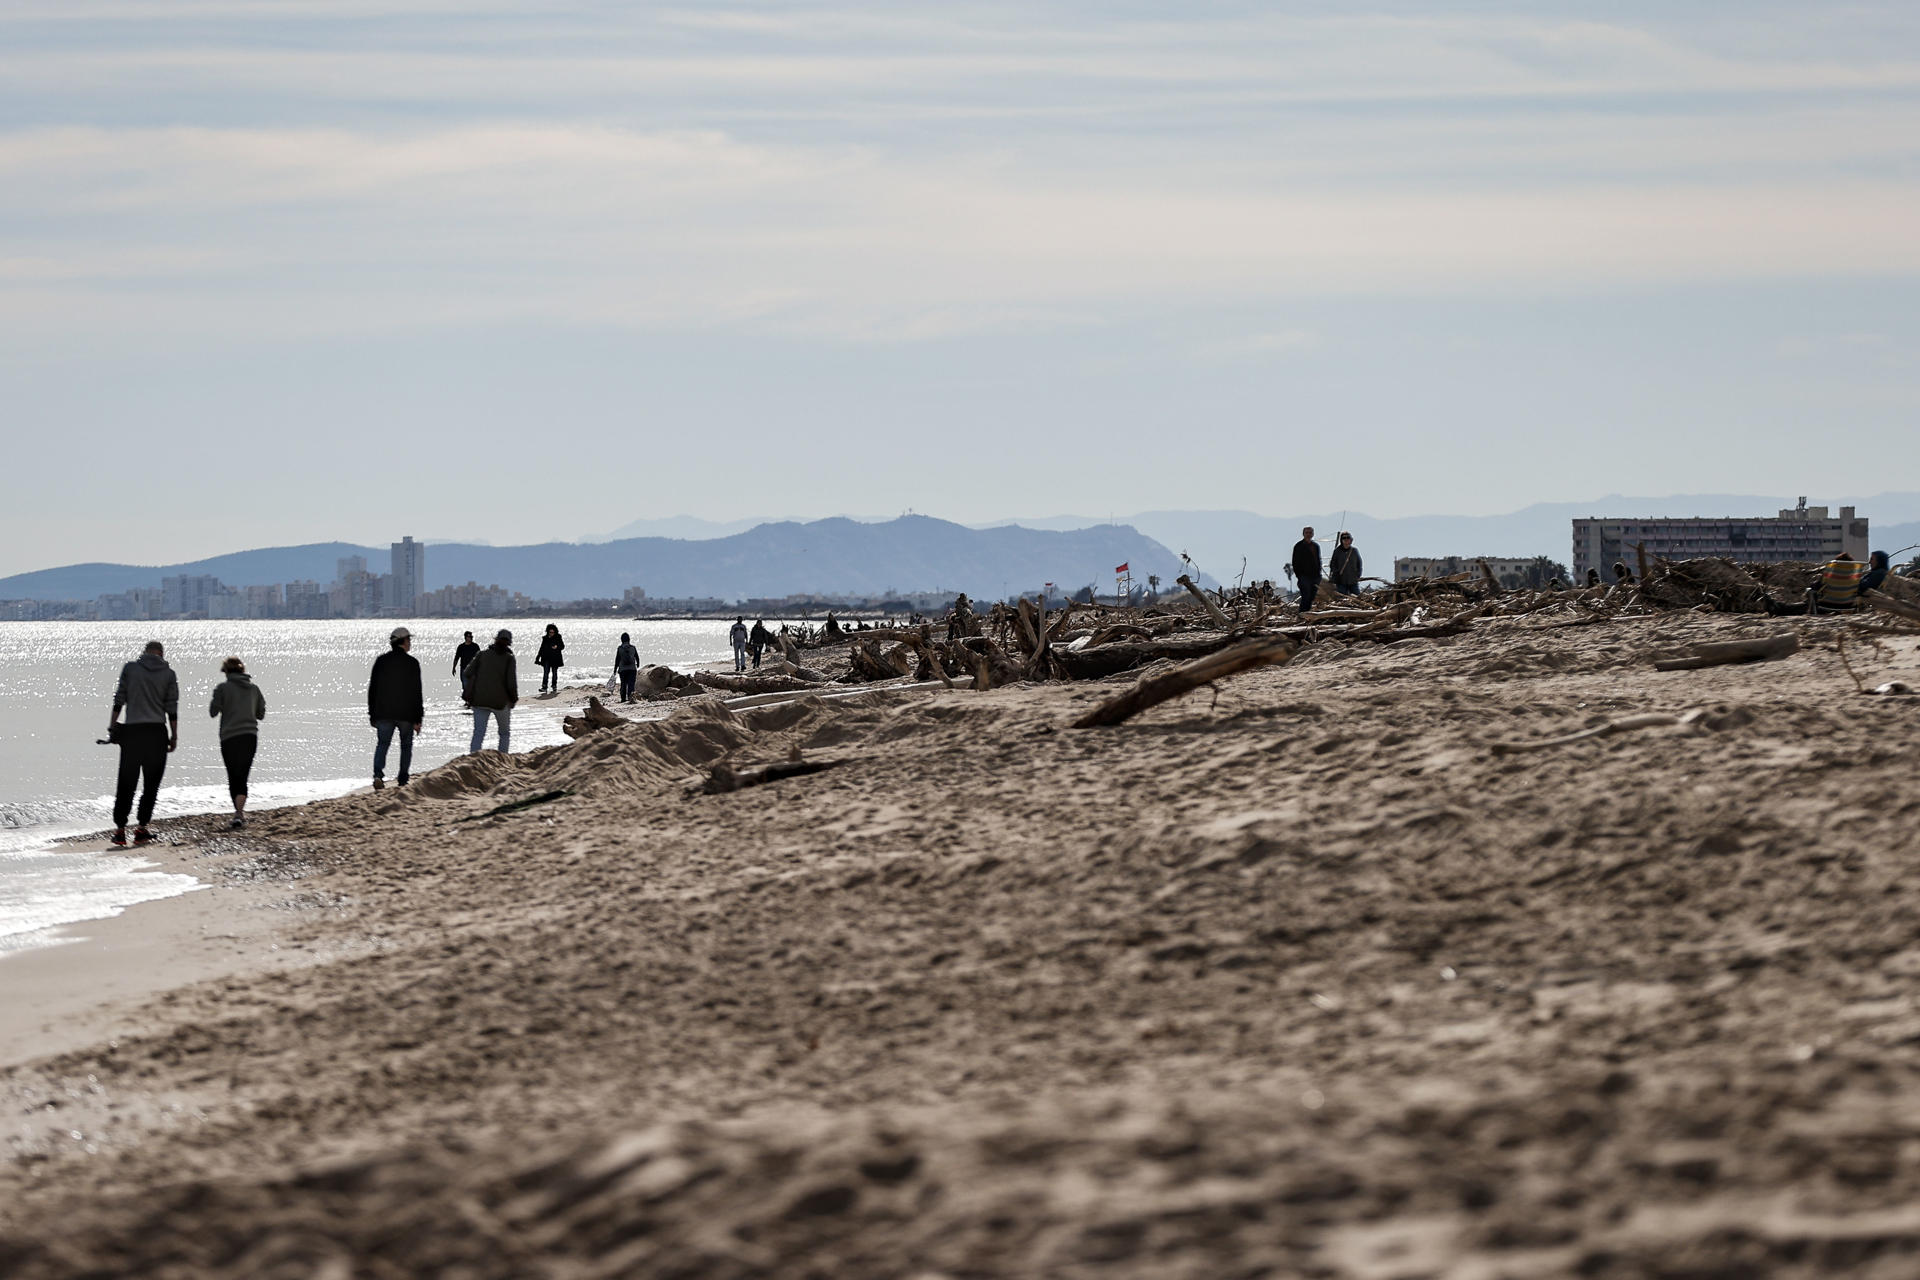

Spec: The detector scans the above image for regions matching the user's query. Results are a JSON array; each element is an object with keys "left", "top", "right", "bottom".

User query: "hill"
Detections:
[{"left": 0, "top": 519, "right": 1194, "bottom": 604}]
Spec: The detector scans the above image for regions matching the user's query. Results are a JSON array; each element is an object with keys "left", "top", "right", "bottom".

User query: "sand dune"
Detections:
[{"left": 3, "top": 608, "right": 1919, "bottom": 1277}]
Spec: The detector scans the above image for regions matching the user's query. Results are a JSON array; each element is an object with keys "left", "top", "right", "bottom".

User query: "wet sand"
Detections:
[{"left": 3, "top": 611, "right": 1919, "bottom": 1277}]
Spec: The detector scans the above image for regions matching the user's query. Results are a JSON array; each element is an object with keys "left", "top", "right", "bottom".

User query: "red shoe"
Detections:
[
  {"left": 109, "top": 829, "right": 127, "bottom": 848},
  {"left": 132, "top": 828, "right": 156, "bottom": 846}
]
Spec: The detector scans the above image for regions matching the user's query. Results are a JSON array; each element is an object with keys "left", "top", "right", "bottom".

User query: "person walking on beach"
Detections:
[
  {"left": 748, "top": 618, "right": 773, "bottom": 669},
  {"left": 535, "top": 623, "right": 565, "bottom": 694},
  {"left": 452, "top": 631, "right": 479, "bottom": 684},
  {"left": 1329, "top": 532, "right": 1363, "bottom": 597},
  {"left": 368, "top": 626, "right": 424, "bottom": 791},
  {"left": 1292, "top": 527, "right": 1324, "bottom": 612},
  {"left": 208, "top": 656, "right": 266, "bottom": 829},
  {"left": 466, "top": 629, "right": 518, "bottom": 753},
  {"left": 729, "top": 617, "right": 749, "bottom": 672},
  {"left": 613, "top": 632, "right": 640, "bottom": 703},
  {"left": 107, "top": 640, "right": 179, "bottom": 847}
]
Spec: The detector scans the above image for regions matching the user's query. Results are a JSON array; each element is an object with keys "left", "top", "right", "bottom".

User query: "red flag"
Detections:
[{"left": 1114, "top": 562, "right": 1129, "bottom": 574}]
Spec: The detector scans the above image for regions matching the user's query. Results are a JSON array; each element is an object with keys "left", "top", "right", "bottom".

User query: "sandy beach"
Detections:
[{"left": 3, "top": 609, "right": 1920, "bottom": 1277}]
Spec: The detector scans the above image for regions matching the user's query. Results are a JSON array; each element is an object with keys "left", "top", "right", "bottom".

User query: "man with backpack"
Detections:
[{"left": 465, "top": 629, "right": 519, "bottom": 753}]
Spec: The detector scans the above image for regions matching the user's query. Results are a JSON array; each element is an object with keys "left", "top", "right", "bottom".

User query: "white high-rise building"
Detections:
[{"left": 390, "top": 536, "right": 425, "bottom": 616}]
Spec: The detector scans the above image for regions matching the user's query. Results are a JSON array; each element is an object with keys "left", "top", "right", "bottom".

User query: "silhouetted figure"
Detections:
[
  {"left": 535, "top": 624, "right": 565, "bottom": 693},
  {"left": 1329, "top": 532, "right": 1362, "bottom": 597},
  {"left": 1292, "top": 526, "right": 1324, "bottom": 611},
  {"left": 614, "top": 632, "right": 640, "bottom": 703},
  {"left": 368, "top": 626, "right": 423, "bottom": 790},
  {"left": 209, "top": 655, "right": 266, "bottom": 829},
  {"left": 108, "top": 640, "right": 179, "bottom": 848},
  {"left": 466, "top": 630, "right": 518, "bottom": 752}
]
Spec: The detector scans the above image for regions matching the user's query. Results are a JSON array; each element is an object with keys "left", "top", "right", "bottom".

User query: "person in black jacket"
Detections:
[
  {"left": 368, "top": 626, "right": 424, "bottom": 790},
  {"left": 452, "top": 631, "right": 479, "bottom": 683},
  {"left": 1329, "top": 532, "right": 1362, "bottom": 597},
  {"left": 747, "top": 619, "right": 773, "bottom": 669},
  {"left": 613, "top": 632, "right": 640, "bottom": 703},
  {"left": 1291, "top": 526, "right": 1324, "bottom": 612},
  {"left": 535, "top": 623, "right": 565, "bottom": 693}
]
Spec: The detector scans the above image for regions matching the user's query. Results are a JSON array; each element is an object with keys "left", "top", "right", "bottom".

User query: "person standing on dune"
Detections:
[
  {"left": 1292, "top": 526, "right": 1324, "bottom": 612},
  {"left": 107, "top": 639, "right": 179, "bottom": 848},
  {"left": 208, "top": 655, "right": 266, "bottom": 829},
  {"left": 368, "top": 626, "right": 424, "bottom": 791}
]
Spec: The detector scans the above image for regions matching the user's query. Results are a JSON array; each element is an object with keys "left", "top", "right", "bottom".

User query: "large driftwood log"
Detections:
[
  {"left": 1176, "top": 574, "right": 1232, "bottom": 629},
  {"left": 1055, "top": 633, "right": 1240, "bottom": 680},
  {"left": 1652, "top": 633, "right": 1798, "bottom": 671},
  {"left": 1071, "top": 635, "right": 1296, "bottom": 728},
  {"left": 692, "top": 670, "right": 825, "bottom": 694},
  {"left": 562, "top": 696, "right": 629, "bottom": 739},
  {"left": 1866, "top": 590, "right": 1920, "bottom": 624}
]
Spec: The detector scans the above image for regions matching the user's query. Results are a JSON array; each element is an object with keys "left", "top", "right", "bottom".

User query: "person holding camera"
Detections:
[{"left": 107, "top": 640, "right": 179, "bottom": 847}]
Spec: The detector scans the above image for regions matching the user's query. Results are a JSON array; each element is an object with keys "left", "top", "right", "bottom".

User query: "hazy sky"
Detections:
[{"left": 5, "top": 2, "right": 1919, "bottom": 575}]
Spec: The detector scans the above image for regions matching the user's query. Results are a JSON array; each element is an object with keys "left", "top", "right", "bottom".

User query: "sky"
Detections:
[{"left": 4, "top": 1, "right": 1919, "bottom": 576}]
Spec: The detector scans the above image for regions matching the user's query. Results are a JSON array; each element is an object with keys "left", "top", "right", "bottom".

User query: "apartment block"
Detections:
[{"left": 1571, "top": 500, "right": 1868, "bottom": 582}]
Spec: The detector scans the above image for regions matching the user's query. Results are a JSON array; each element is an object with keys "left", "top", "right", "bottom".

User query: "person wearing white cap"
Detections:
[{"left": 367, "top": 625, "right": 424, "bottom": 789}]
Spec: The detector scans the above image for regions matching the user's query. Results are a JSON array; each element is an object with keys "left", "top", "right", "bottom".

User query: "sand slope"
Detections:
[{"left": 3, "top": 610, "right": 1920, "bottom": 1277}]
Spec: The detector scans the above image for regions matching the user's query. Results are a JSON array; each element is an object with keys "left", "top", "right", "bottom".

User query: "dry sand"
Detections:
[{"left": 3, "top": 610, "right": 1919, "bottom": 1278}]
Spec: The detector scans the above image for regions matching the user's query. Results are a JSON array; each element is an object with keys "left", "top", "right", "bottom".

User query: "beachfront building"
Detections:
[
  {"left": 1571, "top": 500, "right": 1868, "bottom": 582},
  {"left": 1395, "top": 556, "right": 1548, "bottom": 588}
]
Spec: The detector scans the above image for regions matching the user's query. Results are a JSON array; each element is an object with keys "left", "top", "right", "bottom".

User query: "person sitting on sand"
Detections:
[
  {"left": 208, "top": 656, "right": 266, "bottom": 829},
  {"left": 1859, "top": 550, "right": 1891, "bottom": 598},
  {"left": 1329, "top": 532, "right": 1362, "bottom": 597},
  {"left": 466, "top": 629, "right": 518, "bottom": 753},
  {"left": 1612, "top": 561, "right": 1635, "bottom": 586},
  {"left": 535, "top": 623, "right": 565, "bottom": 694},
  {"left": 368, "top": 626, "right": 424, "bottom": 791},
  {"left": 613, "top": 632, "right": 640, "bottom": 703},
  {"left": 1815, "top": 552, "right": 1865, "bottom": 612},
  {"left": 729, "top": 617, "right": 749, "bottom": 672},
  {"left": 107, "top": 639, "right": 179, "bottom": 848},
  {"left": 1586, "top": 568, "right": 1603, "bottom": 588}
]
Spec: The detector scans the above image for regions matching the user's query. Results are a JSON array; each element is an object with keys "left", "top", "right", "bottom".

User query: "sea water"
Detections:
[{"left": 0, "top": 618, "right": 749, "bottom": 953}]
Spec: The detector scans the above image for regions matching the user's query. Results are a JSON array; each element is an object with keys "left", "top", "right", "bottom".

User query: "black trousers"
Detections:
[
  {"left": 618, "top": 668, "right": 637, "bottom": 700},
  {"left": 221, "top": 733, "right": 258, "bottom": 798},
  {"left": 113, "top": 724, "right": 169, "bottom": 828},
  {"left": 1299, "top": 577, "right": 1322, "bottom": 611}
]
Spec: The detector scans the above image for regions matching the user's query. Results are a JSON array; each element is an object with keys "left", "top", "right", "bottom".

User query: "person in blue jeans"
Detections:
[
  {"left": 367, "top": 626, "right": 424, "bottom": 790},
  {"left": 465, "top": 629, "right": 518, "bottom": 753}
]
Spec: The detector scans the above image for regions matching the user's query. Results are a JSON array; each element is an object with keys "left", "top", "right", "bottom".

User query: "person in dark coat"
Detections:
[
  {"left": 452, "top": 631, "right": 479, "bottom": 682},
  {"left": 535, "top": 623, "right": 565, "bottom": 693},
  {"left": 613, "top": 632, "right": 640, "bottom": 703},
  {"left": 1291, "top": 526, "right": 1324, "bottom": 612},
  {"left": 368, "top": 626, "right": 424, "bottom": 790},
  {"left": 1329, "top": 532, "right": 1362, "bottom": 597},
  {"left": 107, "top": 640, "right": 179, "bottom": 847},
  {"left": 748, "top": 619, "right": 773, "bottom": 669},
  {"left": 1860, "top": 550, "right": 1891, "bottom": 597},
  {"left": 466, "top": 630, "right": 518, "bottom": 753}
]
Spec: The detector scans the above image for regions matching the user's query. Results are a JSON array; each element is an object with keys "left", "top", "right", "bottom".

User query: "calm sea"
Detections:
[{"left": 0, "top": 618, "right": 746, "bottom": 954}]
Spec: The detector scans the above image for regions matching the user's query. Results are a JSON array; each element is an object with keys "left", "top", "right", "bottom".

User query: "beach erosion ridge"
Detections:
[{"left": 1, "top": 605, "right": 1919, "bottom": 1277}]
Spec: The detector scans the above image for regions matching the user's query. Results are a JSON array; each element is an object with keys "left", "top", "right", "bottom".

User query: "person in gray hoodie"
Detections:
[
  {"left": 108, "top": 640, "right": 179, "bottom": 847},
  {"left": 208, "top": 656, "right": 267, "bottom": 829}
]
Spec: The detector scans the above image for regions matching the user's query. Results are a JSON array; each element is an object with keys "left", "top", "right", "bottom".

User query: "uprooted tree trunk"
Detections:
[
  {"left": 848, "top": 638, "right": 914, "bottom": 682},
  {"left": 1071, "top": 634, "right": 1296, "bottom": 728},
  {"left": 562, "top": 696, "right": 629, "bottom": 739},
  {"left": 692, "top": 670, "right": 827, "bottom": 694}
]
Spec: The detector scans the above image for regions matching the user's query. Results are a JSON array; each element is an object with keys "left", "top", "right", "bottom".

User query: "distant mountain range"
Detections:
[
  {"left": 587, "top": 494, "right": 1920, "bottom": 585},
  {"left": 0, "top": 518, "right": 1196, "bottom": 603}
]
